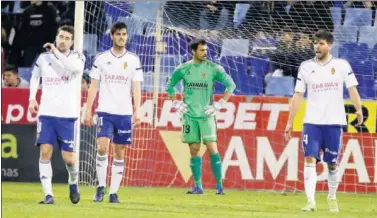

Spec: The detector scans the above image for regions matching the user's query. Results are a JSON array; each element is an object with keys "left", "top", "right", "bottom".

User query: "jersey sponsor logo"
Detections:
[
  {"left": 311, "top": 82, "right": 340, "bottom": 92},
  {"left": 104, "top": 74, "right": 128, "bottom": 84},
  {"left": 186, "top": 82, "right": 208, "bottom": 89},
  {"left": 43, "top": 76, "right": 70, "bottom": 86}
]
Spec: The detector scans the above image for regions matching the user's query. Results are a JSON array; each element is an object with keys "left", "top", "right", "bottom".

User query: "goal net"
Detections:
[{"left": 79, "top": 1, "right": 377, "bottom": 193}]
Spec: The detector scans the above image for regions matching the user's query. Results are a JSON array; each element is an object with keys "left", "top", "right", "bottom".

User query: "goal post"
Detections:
[{"left": 74, "top": 1, "right": 85, "bottom": 184}]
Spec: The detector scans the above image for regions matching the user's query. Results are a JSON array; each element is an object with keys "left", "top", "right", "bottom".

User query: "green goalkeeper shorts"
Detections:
[{"left": 181, "top": 114, "right": 217, "bottom": 144}]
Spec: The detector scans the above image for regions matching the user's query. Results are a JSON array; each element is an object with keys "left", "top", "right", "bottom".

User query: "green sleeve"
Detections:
[
  {"left": 215, "top": 65, "right": 236, "bottom": 93},
  {"left": 166, "top": 67, "right": 183, "bottom": 97}
]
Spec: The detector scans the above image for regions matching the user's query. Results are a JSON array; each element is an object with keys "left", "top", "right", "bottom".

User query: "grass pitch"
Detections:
[{"left": 2, "top": 182, "right": 376, "bottom": 218}]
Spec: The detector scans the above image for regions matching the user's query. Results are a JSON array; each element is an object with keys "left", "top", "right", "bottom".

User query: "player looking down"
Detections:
[
  {"left": 285, "top": 30, "right": 363, "bottom": 212},
  {"left": 166, "top": 39, "right": 236, "bottom": 195},
  {"left": 84, "top": 22, "right": 143, "bottom": 203}
]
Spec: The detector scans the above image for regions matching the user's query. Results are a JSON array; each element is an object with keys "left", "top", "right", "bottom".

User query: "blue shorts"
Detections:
[
  {"left": 302, "top": 124, "right": 344, "bottom": 164},
  {"left": 36, "top": 116, "right": 77, "bottom": 152},
  {"left": 96, "top": 112, "right": 132, "bottom": 145}
]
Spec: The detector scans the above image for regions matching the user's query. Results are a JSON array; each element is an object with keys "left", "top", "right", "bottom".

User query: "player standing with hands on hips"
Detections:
[
  {"left": 84, "top": 22, "right": 143, "bottom": 203},
  {"left": 166, "top": 39, "right": 236, "bottom": 195},
  {"left": 29, "top": 25, "right": 86, "bottom": 204},
  {"left": 285, "top": 30, "right": 363, "bottom": 212}
]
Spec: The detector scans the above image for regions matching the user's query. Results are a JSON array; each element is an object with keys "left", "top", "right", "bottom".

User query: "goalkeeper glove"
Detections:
[
  {"left": 204, "top": 99, "right": 226, "bottom": 116},
  {"left": 171, "top": 100, "right": 187, "bottom": 115}
]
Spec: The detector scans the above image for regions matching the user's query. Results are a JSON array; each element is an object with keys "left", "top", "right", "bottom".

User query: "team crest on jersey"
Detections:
[
  {"left": 123, "top": 62, "right": 128, "bottom": 69},
  {"left": 202, "top": 72, "right": 206, "bottom": 79},
  {"left": 331, "top": 68, "right": 335, "bottom": 74}
]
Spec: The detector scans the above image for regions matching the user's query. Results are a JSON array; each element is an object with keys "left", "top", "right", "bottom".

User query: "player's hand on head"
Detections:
[
  {"left": 28, "top": 100, "right": 39, "bottom": 114},
  {"left": 284, "top": 123, "right": 293, "bottom": 141},
  {"left": 355, "top": 110, "right": 363, "bottom": 126},
  {"left": 43, "top": 43, "right": 57, "bottom": 53},
  {"left": 171, "top": 100, "right": 187, "bottom": 115}
]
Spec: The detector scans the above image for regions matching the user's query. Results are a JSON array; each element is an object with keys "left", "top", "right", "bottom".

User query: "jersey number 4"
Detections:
[
  {"left": 182, "top": 125, "right": 190, "bottom": 134},
  {"left": 303, "top": 134, "right": 308, "bottom": 145}
]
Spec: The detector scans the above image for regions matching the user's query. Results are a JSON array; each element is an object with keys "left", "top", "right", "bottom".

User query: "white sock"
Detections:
[
  {"left": 304, "top": 163, "right": 317, "bottom": 203},
  {"left": 328, "top": 169, "right": 339, "bottom": 199},
  {"left": 109, "top": 159, "right": 124, "bottom": 195},
  {"left": 96, "top": 153, "right": 108, "bottom": 187},
  {"left": 39, "top": 159, "right": 53, "bottom": 196},
  {"left": 65, "top": 163, "right": 79, "bottom": 184}
]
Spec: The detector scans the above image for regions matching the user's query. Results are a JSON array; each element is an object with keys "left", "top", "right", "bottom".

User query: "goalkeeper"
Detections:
[{"left": 166, "top": 39, "right": 236, "bottom": 195}]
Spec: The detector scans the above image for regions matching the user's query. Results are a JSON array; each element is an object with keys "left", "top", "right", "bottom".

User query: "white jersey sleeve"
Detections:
[
  {"left": 90, "top": 54, "right": 103, "bottom": 80},
  {"left": 36, "top": 51, "right": 85, "bottom": 118},
  {"left": 343, "top": 60, "right": 358, "bottom": 88},
  {"left": 295, "top": 64, "right": 307, "bottom": 93},
  {"left": 29, "top": 56, "right": 42, "bottom": 100},
  {"left": 133, "top": 57, "right": 144, "bottom": 82}
]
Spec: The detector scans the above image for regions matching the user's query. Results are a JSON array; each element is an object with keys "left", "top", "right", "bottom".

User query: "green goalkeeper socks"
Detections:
[
  {"left": 190, "top": 156, "right": 202, "bottom": 188},
  {"left": 210, "top": 153, "right": 223, "bottom": 188}
]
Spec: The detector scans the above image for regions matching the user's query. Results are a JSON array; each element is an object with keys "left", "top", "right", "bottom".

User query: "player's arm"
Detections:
[
  {"left": 28, "top": 56, "right": 42, "bottom": 114},
  {"left": 166, "top": 67, "right": 186, "bottom": 114},
  {"left": 84, "top": 59, "right": 101, "bottom": 126},
  {"left": 214, "top": 65, "right": 236, "bottom": 102},
  {"left": 133, "top": 59, "right": 143, "bottom": 126},
  {"left": 285, "top": 64, "right": 306, "bottom": 140},
  {"left": 44, "top": 43, "right": 85, "bottom": 74},
  {"left": 166, "top": 67, "right": 184, "bottom": 100},
  {"left": 204, "top": 65, "right": 236, "bottom": 116},
  {"left": 345, "top": 62, "right": 363, "bottom": 125}
]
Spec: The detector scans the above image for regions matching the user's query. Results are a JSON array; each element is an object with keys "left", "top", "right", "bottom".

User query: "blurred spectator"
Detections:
[
  {"left": 289, "top": 1, "right": 334, "bottom": 33},
  {"left": 10, "top": 1, "right": 58, "bottom": 67},
  {"left": 82, "top": 73, "right": 90, "bottom": 90},
  {"left": 2, "top": 64, "right": 29, "bottom": 88}
]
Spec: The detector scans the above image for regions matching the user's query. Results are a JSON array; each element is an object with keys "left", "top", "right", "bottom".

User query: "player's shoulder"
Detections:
[
  {"left": 300, "top": 58, "right": 315, "bottom": 67},
  {"left": 125, "top": 51, "right": 140, "bottom": 59},
  {"left": 93, "top": 50, "right": 111, "bottom": 63},
  {"left": 175, "top": 61, "right": 192, "bottom": 71},
  {"left": 206, "top": 60, "right": 224, "bottom": 70},
  {"left": 332, "top": 57, "right": 350, "bottom": 66},
  {"left": 70, "top": 50, "right": 86, "bottom": 61}
]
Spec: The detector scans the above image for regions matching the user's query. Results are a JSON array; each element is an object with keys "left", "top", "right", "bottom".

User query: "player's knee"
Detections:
[
  {"left": 39, "top": 145, "right": 52, "bottom": 160},
  {"left": 189, "top": 144, "right": 200, "bottom": 156},
  {"left": 305, "top": 156, "right": 317, "bottom": 164},
  {"left": 327, "top": 163, "right": 337, "bottom": 172},
  {"left": 97, "top": 143, "right": 108, "bottom": 155},
  {"left": 114, "top": 147, "right": 125, "bottom": 160}
]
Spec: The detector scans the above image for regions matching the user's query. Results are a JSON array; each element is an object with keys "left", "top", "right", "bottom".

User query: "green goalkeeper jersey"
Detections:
[{"left": 166, "top": 60, "right": 236, "bottom": 119}]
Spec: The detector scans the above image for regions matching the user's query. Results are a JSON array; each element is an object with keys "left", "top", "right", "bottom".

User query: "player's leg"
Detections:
[
  {"left": 57, "top": 118, "right": 80, "bottom": 204},
  {"left": 323, "top": 126, "right": 343, "bottom": 212},
  {"left": 301, "top": 124, "right": 322, "bottom": 211},
  {"left": 182, "top": 115, "right": 202, "bottom": 194},
  {"left": 108, "top": 115, "right": 132, "bottom": 203},
  {"left": 93, "top": 113, "right": 113, "bottom": 202},
  {"left": 36, "top": 117, "right": 56, "bottom": 204},
  {"left": 201, "top": 117, "right": 224, "bottom": 195}
]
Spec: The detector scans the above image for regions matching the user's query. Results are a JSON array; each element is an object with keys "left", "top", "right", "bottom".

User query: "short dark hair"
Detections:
[
  {"left": 313, "top": 30, "right": 334, "bottom": 44},
  {"left": 57, "top": 25, "right": 75, "bottom": 40},
  {"left": 111, "top": 22, "right": 128, "bottom": 35},
  {"left": 190, "top": 39, "right": 206, "bottom": 51},
  {"left": 4, "top": 64, "right": 18, "bottom": 74}
]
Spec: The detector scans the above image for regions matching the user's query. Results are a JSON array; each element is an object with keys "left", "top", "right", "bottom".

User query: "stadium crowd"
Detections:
[{"left": 1, "top": 1, "right": 376, "bottom": 99}]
